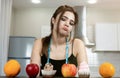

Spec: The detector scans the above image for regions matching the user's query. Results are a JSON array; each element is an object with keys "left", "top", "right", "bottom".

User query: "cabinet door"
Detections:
[{"left": 95, "top": 23, "right": 118, "bottom": 51}]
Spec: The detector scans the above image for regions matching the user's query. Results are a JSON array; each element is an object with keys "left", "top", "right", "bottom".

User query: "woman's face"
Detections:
[{"left": 52, "top": 11, "right": 75, "bottom": 37}]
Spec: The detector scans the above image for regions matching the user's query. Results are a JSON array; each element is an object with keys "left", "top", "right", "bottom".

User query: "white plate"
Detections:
[{"left": 41, "top": 70, "right": 56, "bottom": 76}]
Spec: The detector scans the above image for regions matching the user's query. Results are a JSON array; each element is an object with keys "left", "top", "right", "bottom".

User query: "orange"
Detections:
[
  {"left": 4, "top": 59, "right": 21, "bottom": 77},
  {"left": 99, "top": 62, "right": 115, "bottom": 78}
]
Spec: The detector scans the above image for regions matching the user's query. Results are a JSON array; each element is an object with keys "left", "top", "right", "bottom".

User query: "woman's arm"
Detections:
[
  {"left": 74, "top": 39, "right": 90, "bottom": 77},
  {"left": 30, "top": 38, "right": 43, "bottom": 75},
  {"left": 74, "top": 39, "right": 88, "bottom": 65}
]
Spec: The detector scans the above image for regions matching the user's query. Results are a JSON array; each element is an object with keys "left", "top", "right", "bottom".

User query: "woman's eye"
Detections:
[
  {"left": 61, "top": 16, "right": 75, "bottom": 26},
  {"left": 70, "top": 21, "right": 75, "bottom": 26},
  {"left": 61, "top": 17, "right": 66, "bottom": 21}
]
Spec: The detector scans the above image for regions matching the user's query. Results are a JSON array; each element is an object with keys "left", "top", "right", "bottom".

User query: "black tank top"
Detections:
[
  {"left": 40, "top": 53, "right": 77, "bottom": 76},
  {"left": 40, "top": 39, "right": 77, "bottom": 76}
]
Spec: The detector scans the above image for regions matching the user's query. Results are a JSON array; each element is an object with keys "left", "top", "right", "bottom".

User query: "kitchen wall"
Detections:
[
  {"left": 10, "top": 7, "right": 120, "bottom": 77},
  {"left": 86, "top": 7, "right": 120, "bottom": 42},
  {"left": 10, "top": 7, "right": 56, "bottom": 38}
]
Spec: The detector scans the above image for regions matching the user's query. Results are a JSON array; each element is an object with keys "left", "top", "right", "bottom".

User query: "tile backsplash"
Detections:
[{"left": 86, "top": 48, "right": 120, "bottom": 77}]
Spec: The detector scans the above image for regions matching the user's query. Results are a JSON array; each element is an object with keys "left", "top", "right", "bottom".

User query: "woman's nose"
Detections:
[{"left": 65, "top": 21, "right": 69, "bottom": 27}]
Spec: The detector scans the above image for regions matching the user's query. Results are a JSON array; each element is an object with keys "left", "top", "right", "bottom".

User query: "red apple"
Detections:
[
  {"left": 61, "top": 64, "right": 77, "bottom": 77},
  {"left": 26, "top": 63, "right": 39, "bottom": 78}
]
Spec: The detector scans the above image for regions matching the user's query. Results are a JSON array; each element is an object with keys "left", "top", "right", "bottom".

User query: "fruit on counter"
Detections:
[
  {"left": 4, "top": 59, "right": 21, "bottom": 77},
  {"left": 61, "top": 64, "right": 77, "bottom": 77},
  {"left": 99, "top": 62, "right": 115, "bottom": 78},
  {"left": 26, "top": 63, "right": 39, "bottom": 78}
]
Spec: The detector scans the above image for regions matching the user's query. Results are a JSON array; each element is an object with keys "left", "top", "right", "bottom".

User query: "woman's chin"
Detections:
[
  {"left": 63, "top": 34, "right": 69, "bottom": 37},
  {"left": 58, "top": 33, "right": 68, "bottom": 37}
]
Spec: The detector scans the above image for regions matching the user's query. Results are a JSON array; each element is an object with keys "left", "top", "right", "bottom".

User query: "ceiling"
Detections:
[{"left": 12, "top": 0, "right": 120, "bottom": 9}]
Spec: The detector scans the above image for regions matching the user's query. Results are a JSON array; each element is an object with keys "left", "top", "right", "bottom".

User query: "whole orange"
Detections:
[
  {"left": 99, "top": 62, "right": 115, "bottom": 78},
  {"left": 4, "top": 59, "right": 21, "bottom": 77}
]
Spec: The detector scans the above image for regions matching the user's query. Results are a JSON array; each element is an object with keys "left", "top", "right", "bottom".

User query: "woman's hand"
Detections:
[{"left": 78, "top": 61, "right": 90, "bottom": 78}]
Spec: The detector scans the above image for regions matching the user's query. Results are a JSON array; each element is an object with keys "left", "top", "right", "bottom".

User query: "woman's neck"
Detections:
[{"left": 52, "top": 33, "right": 67, "bottom": 46}]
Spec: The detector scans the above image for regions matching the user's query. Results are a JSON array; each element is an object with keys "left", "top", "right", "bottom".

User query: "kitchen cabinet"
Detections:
[{"left": 95, "top": 23, "right": 119, "bottom": 51}]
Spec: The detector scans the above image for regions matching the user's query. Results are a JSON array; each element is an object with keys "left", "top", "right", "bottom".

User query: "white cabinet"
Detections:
[{"left": 95, "top": 23, "right": 119, "bottom": 51}]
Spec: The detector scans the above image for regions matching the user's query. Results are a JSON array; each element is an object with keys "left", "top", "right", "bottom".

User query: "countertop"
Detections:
[
  {"left": 0, "top": 76, "right": 96, "bottom": 78},
  {"left": 0, "top": 76, "right": 120, "bottom": 78}
]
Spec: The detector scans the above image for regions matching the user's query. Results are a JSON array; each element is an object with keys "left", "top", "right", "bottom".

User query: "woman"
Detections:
[{"left": 30, "top": 5, "right": 90, "bottom": 77}]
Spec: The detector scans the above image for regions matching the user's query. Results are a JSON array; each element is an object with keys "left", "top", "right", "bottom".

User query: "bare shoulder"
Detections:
[
  {"left": 73, "top": 38, "right": 84, "bottom": 45},
  {"left": 72, "top": 38, "right": 85, "bottom": 53}
]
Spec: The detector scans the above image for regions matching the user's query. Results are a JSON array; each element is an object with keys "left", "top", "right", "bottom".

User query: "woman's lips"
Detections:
[{"left": 63, "top": 27, "right": 68, "bottom": 31}]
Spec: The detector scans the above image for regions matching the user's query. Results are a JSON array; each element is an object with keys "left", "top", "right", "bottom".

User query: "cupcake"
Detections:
[
  {"left": 44, "top": 63, "right": 53, "bottom": 71},
  {"left": 41, "top": 63, "right": 56, "bottom": 77}
]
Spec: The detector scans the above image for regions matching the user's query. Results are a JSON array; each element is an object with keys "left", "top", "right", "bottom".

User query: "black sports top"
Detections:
[{"left": 40, "top": 53, "right": 77, "bottom": 76}]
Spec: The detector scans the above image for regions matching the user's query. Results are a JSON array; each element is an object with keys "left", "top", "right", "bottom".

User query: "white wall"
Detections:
[
  {"left": 10, "top": 8, "right": 15, "bottom": 35},
  {"left": 11, "top": 7, "right": 56, "bottom": 38},
  {"left": 10, "top": 7, "right": 120, "bottom": 77}
]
